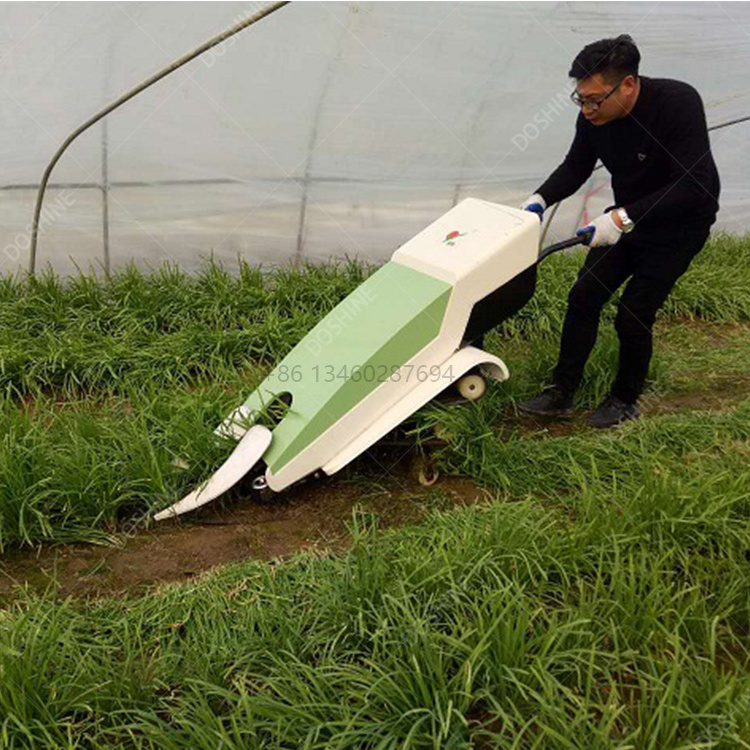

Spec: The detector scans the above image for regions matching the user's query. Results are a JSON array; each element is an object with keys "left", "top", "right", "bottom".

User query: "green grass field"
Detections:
[{"left": 1, "top": 234, "right": 749, "bottom": 747}]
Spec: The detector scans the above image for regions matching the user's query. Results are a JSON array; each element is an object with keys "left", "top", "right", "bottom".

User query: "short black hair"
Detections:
[{"left": 569, "top": 34, "right": 640, "bottom": 82}]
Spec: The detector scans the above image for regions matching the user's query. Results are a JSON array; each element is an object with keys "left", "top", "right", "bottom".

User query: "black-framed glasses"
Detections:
[{"left": 570, "top": 76, "right": 629, "bottom": 111}]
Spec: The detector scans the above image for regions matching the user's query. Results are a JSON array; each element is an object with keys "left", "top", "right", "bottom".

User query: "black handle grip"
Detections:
[{"left": 537, "top": 227, "right": 594, "bottom": 263}]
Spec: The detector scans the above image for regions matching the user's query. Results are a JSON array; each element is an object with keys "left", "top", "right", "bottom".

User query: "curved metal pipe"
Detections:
[{"left": 29, "top": 0, "right": 290, "bottom": 273}]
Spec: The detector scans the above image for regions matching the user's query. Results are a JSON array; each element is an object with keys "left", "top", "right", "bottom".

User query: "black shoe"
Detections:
[
  {"left": 588, "top": 394, "right": 639, "bottom": 428},
  {"left": 517, "top": 386, "right": 575, "bottom": 417}
]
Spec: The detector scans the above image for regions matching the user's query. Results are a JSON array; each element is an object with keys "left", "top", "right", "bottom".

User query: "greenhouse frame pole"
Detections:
[
  {"left": 28, "top": 0, "right": 290, "bottom": 274},
  {"left": 101, "top": 116, "right": 111, "bottom": 274}
]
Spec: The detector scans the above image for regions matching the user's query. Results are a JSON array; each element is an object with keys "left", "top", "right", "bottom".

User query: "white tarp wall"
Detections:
[{"left": 0, "top": 1, "right": 748, "bottom": 276}]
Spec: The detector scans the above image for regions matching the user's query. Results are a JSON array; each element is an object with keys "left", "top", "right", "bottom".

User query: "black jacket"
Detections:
[{"left": 537, "top": 76, "right": 720, "bottom": 230}]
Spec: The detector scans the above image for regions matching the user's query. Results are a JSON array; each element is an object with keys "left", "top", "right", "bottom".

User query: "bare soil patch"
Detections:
[
  {"left": 0, "top": 446, "right": 490, "bottom": 602},
  {"left": 3, "top": 318, "right": 749, "bottom": 603}
]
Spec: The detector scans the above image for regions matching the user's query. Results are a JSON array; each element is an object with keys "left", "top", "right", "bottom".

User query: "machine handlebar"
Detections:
[{"left": 537, "top": 227, "right": 594, "bottom": 263}]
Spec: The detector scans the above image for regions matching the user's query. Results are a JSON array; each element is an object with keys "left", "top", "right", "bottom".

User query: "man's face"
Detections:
[{"left": 573, "top": 72, "right": 637, "bottom": 126}]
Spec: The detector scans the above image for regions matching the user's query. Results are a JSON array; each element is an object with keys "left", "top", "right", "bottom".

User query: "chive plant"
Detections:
[{"left": 0, "top": 237, "right": 749, "bottom": 747}]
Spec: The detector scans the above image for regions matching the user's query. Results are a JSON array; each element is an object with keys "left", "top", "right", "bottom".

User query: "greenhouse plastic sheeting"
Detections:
[{"left": 0, "top": 1, "right": 748, "bottom": 275}]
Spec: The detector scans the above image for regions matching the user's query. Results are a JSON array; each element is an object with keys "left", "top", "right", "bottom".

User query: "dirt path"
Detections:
[
  {"left": 2, "top": 319, "right": 748, "bottom": 603},
  {"left": 0, "top": 447, "right": 491, "bottom": 601}
]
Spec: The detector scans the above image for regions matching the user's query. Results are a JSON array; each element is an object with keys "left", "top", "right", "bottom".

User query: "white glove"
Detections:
[
  {"left": 576, "top": 211, "right": 622, "bottom": 247},
  {"left": 520, "top": 193, "right": 546, "bottom": 219}
]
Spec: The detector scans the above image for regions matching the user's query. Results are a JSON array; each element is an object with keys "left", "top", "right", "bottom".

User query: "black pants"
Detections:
[{"left": 553, "top": 224, "right": 711, "bottom": 404}]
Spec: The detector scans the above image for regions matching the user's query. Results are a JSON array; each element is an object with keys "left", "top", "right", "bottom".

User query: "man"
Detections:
[{"left": 518, "top": 34, "right": 720, "bottom": 428}]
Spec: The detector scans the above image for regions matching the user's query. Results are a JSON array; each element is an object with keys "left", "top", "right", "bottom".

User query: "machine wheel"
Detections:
[
  {"left": 455, "top": 372, "right": 486, "bottom": 401},
  {"left": 410, "top": 453, "right": 440, "bottom": 486},
  {"left": 432, "top": 422, "right": 454, "bottom": 444},
  {"left": 247, "top": 472, "right": 275, "bottom": 504}
]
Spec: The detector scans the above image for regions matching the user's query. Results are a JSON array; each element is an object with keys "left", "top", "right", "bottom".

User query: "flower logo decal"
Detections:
[{"left": 443, "top": 230, "right": 466, "bottom": 246}]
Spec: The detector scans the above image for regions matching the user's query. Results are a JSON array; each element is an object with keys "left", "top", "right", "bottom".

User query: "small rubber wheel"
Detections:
[
  {"left": 433, "top": 422, "right": 453, "bottom": 443},
  {"left": 418, "top": 464, "right": 440, "bottom": 487},
  {"left": 456, "top": 373, "right": 486, "bottom": 401},
  {"left": 409, "top": 454, "right": 440, "bottom": 486},
  {"left": 248, "top": 474, "right": 275, "bottom": 504}
]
